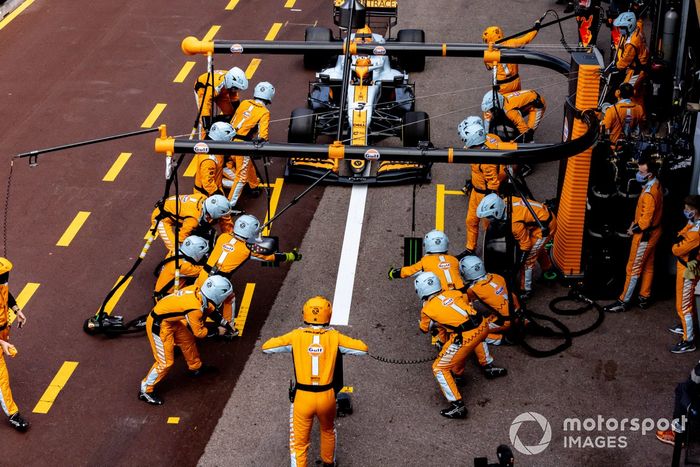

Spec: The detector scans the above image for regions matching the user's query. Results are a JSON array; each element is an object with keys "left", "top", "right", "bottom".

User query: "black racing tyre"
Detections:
[
  {"left": 304, "top": 27, "right": 334, "bottom": 70},
  {"left": 402, "top": 111, "right": 430, "bottom": 147},
  {"left": 288, "top": 108, "right": 316, "bottom": 143},
  {"left": 397, "top": 29, "right": 426, "bottom": 72}
]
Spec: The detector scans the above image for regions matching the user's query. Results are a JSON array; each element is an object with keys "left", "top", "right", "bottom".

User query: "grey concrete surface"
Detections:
[{"left": 201, "top": 1, "right": 695, "bottom": 466}]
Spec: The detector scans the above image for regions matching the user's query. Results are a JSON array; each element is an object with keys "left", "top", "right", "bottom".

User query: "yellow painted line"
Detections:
[
  {"left": 234, "top": 283, "right": 256, "bottom": 335},
  {"left": 33, "top": 361, "right": 79, "bottom": 414},
  {"left": 340, "top": 386, "right": 353, "bottom": 393},
  {"left": 141, "top": 103, "right": 167, "bottom": 128},
  {"left": 56, "top": 211, "right": 91, "bottom": 247},
  {"left": 202, "top": 25, "right": 221, "bottom": 42},
  {"left": 102, "top": 152, "right": 132, "bottom": 182},
  {"left": 184, "top": 157, "right": 197, "bottom": 177},
  {"left": 245, "top": 58, "right": 262, "bottom": 80},
  {"left": 445, "top": 190, "right": 465, "bottom": 196},
  {"left": 99, "top": 276, "right": 133, "bottom": 316},
  {"left": 0, "top": 0, "right": 36, "bottom": 32},
  {"left": 167, "top": 417, "right": 180, "bottom": 424},
  {"left": 284, "top": 0, "right": 296, "bottom": 7},
  {"left": 8, "top": 282, "right": 40, "bottom": 325},
  {"left": 265, "top": 23, "right": 283, "bottom": 41},
  {"left": 262, "top": 178, "right": 284, "bottom": 236},
  {"left": 225, "top": 0, "right": 239, "bottom": 10},
  {"left": 173, "top": 61, "right": 196, "bottom": 83},
  {"left": 435, "top": 184, "right": 445, "bottom": 231}
]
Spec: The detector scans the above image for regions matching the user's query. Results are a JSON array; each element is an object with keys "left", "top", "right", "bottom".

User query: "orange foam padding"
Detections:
[
  {"left": 181, "top": 36, "right": 214, "bottom": 56},
  {"left": 328, "top": 141, "right": 345, "bottom": 159},
  {"left": 552, "top": 63, "right": 600, "bottom": 278},
  {"left": 154, "top": 137, "right": 175, "bottom": 154},
  {"left": 483, "top": 47, "right": 500, "bottom": 68}
]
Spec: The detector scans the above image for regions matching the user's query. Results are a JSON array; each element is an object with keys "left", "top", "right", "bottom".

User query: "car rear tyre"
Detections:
[
  {"left": 403, "top": 111, "right": 430, "bottom": 147},
  {"left": 397, "top": 29, "right": 426, "bottom": 72},
  {"left": 288, "top": 108, "right": 316, "bottom": 143},
  {"left": 304, "top": 27, "right": 334, "bottom": 70}
]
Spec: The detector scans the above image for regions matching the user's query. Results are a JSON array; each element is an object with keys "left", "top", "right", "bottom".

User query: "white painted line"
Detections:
[{"left": 331, "top": 185, "right": 368, "bottom": 326}]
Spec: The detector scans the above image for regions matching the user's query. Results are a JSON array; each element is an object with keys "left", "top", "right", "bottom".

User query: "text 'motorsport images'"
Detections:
[{"left": 1, "top": 0, "right": 700, "bottom": 466}]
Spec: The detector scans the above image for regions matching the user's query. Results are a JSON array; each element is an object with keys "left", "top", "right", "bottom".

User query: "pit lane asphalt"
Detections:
[
  {"left": 0, "top": 1, "right": 692, "bottom": 466},
  {"left": 200, "top": 1, "right": 697, "bottom": 467},
  {"left": 0, "top": 0, "right": 328, "bottom": 465}
]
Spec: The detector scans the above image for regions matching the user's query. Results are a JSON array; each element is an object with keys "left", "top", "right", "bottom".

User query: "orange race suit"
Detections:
[
  {"left": 400, "top": 253, "right": 465, "bottom": 291},
  {"left": 602, "top": 98, "right": 645, "bottom": 145},
  {"left": 153, "top": 256, "right": 205, "bottom": 301},
  {"left": 466, "top": 135, "right": 508, "bottom": 250},
  {"left": 466, "top": 272, "right": 519, "bottom": 366},
  {"left": 487, "top": 30, "right": 538, "bottom": 94},
  {"left": 420, "top": 290, "right": 488, "bottom": 403},
  {"left": 193, "top": 153, "right": 226, "bottom": 197},
  {"left": 150, "top": 193, "right": 233, "bottom": 254},
  {"left": 615, "top": 22, "right": 649, "bottom": 106},
  {"left": 262, "top": 326, "right": 368, "bottom": 467},
  {"left": 140, "top": 286, "right": 208, "bottom": 395},
  {"left": 228, "top": 99, "right": 268, "bottom": 207},
  {"left": 618, "top": 177, "right": 663, "bottom": 304},
  {"left": 194, "top": 233, "right": 277, "bottom": 322},
  {"left": 672, "top": 220, "right": 700, "bottom": 342},
  {"left": 194, "top": 70, "right": 241, "bottom": 122},
  {"left": 485, "top": 90, "right": 546, "bottom": 142},
  {"left": 508, "top": 196, "right": 557, "bottom": 293},
  {"left": 0, "top": 271, "right": 19, "bottom": 417}
]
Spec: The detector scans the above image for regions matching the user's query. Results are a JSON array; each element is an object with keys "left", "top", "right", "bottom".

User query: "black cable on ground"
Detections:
[
  {"left": 2, "top": 160, "right": 14, "bottom": 257},
  {"left": 369, "top": 352, "right": 437, "bottom": 365}
]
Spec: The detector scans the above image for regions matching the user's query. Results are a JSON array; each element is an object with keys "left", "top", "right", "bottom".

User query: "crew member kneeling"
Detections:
[{"left": 415, "top": 272, "right": 488, "bottom": 419}]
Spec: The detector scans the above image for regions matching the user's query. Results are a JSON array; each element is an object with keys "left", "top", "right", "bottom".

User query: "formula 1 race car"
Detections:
[{"left": 285, "top": 2, "right": 431, "bottom": 184}]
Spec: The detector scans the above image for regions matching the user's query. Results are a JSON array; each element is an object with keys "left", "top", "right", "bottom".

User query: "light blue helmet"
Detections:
[
  {"left": 201, "top": 275, "right": 234, "bottom": 307},
  {"left": 613, "top": 12, "right": 637, "bottom": 35},
  {"left": 414, "top": 271, "right": 442, "bottom": 300},
  {"left": 481, "top": 90, "right": 504, "bottom": 112},
  {"left": 254, "top": 81, "right": 275, "bottom": 102},
  {"left": 459, "top": 255, "right": 487, "bottom": 282},
  {"left": 208, "top": 121, "right": 236, "bottom": 141},
  {"left": 458, "top": 119, "right": 486, "bottom": 147},
  {"left": 203, "top": 195, "right": 231, "bottom": 220},
  {"left": 234, "top": 214, "right": 261, "bottom": 241},
  {"left": 423, "top": 229, "right": 449, "bottom": 254},
  {"left": 180, "top": 235, "right": 209, "bottom": 262},
  {"left": 476, "top": 193, "right": 506, "bottom": 221},
  {"left": 224, "top": 67, "right": 249, "bottom": 91}
]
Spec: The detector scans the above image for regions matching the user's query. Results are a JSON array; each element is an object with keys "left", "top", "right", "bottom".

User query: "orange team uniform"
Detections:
[
  {"left": 509, "top": 197, "right": 557, "bottom": 293},
  {"left": 141, "top": 287, "right": 208, "bottom": 395},
  {"left": 150, "top": 193, "right": 233, "bottom": 253},
  {"left": 194, "top": 70, "right": 241, "bottom": 119},
  {"left": 262, "top": 327, "right": 368, "bottom": 467},
  {"left": 487, "top": 30, "right": 538, "bottom": 94},
  {"left": 615, "top": 22, "right": 649, "bottom": 107},
  {"left": 400, "top": 253, "right": 464, "bottom": 291},
  {"left": 420, "top": 290, "right": 488, "bottom": 403},
  {"left": 466, "top": 136, "right": 507, "bottom": 250},
  {"left": 618, "top": 177, "right": 663, "bottom": 304},
  {"left": 194, "top": 153, "right": 226, "bottom": 197},
  {"left": 228, "top": 99, "right": 268, "bottom": 207},
  {"left": 0, "top": 271, "right": 19, "bottom": 417},
  {"left": 671, "top": 220, "right": 700, "bottom": 342},
  {"left": 154, "top": 256, "right": 205, "bottom": 301},
  {"left": 466, "top": 272, "right": 519, "bottom": 365},
  {"left": 602, "top": 98, "right": 645, "bottom": 145},
  {"left": 194, "top": 233, "right": 276, "bottom": 321},
  {"left": 502, "top": 90, "right": 547, "bottom": 136}
]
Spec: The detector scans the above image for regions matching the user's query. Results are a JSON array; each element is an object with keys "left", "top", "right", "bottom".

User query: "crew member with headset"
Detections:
[
  {"left": 193, "top": 122, "right": 237, "bottom": 198},
  {"left": 194, "top": 67, "right": 248, "bottom": 131},
  {"left": 613, "top": 11, "right": 649, "bottom": 108},
  {"left": 262, "top": 296, "right": 368, "bottom": 467},
  {"left": 601, "top": 82, "right": 645, "bottom": 147}
]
